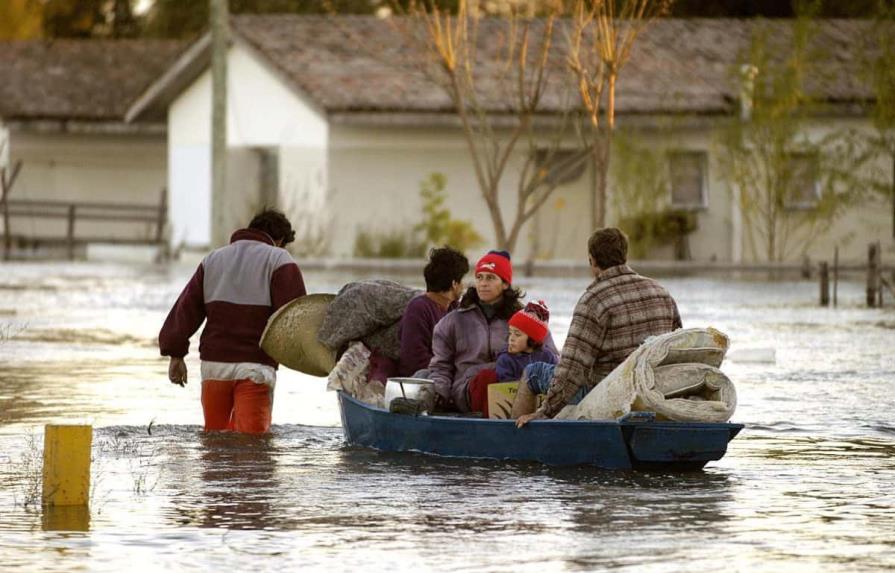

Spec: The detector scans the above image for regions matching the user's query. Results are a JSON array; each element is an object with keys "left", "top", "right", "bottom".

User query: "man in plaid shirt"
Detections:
[{"left": 515, "top": 228, "right": 681, "bottom": 427}]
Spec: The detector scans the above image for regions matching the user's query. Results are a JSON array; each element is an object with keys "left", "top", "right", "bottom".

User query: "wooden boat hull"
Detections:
[{"left": 338, "top": 392, "right": 743, "bottom": 470}]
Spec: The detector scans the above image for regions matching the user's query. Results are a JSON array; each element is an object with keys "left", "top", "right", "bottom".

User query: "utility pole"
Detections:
[{"left": 210, "top": 0, "right": 228, "bottom": 247}]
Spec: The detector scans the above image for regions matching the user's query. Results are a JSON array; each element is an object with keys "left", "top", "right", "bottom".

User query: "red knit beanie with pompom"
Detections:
[{"left": 509, "top": 300, "right": 550, "bottom": 343}]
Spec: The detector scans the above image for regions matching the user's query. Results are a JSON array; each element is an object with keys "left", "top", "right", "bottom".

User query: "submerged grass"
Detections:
[
  {"left": 3, "top": 429, "right": 165, "bottom": 515},
  {"left": 95, "top": 431, "right": 164, "bottom": 497},
  {"left": 0, "top": 321, "right": 26, "bottom": 343},
  {"left": 11, "top": 433, "right": 43, "bottom": 510}
]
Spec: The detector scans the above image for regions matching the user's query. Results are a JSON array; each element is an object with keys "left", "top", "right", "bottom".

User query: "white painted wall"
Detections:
[
  {"left": 279, "top": 144, "right": 329, "bottom": 255},
  {"left": 167, "top": 39, "right": 329, "bottom": 250},
  {"left": 5, "top": 131, "right": 166, "bottom": 240},
  {"left": 329, "top": 119, "right": 893, "bottom": 264},
  {"left": 1, "top": 122, "right": 11, "bottom": 237},
  {"left": 0, "top": 122, "right": 9, "bottom": 170},
  {"left": 603, "top": 125, "right": 735, "bottom": 263},
  {"left": 328, "top": 124, "right": 594, "bottom": 261},
  {"left": 327, "top": 124, "right": 735, "bottom": 263},
  {"left": 718, "top": 117, "right": 894, "bottom": 263}
]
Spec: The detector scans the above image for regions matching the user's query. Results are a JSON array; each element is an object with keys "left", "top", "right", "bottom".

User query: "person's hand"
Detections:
[
  {"left": 434, "top": 392, "right": 451, "bottom": 412},
  {"left": 516, "top": 410, "right": 545, "bottom": 428},
  {"left": 168, "top": 357, "right": 187, "bottom": 387}
]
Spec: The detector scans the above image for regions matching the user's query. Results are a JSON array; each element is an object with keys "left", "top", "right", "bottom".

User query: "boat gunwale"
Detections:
[{"left": 338, "top": 392, "right": 744, "bottom": 432}]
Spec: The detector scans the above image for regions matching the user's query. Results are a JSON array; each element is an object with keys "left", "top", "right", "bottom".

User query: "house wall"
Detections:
[
  {"left": 719, "top": 117, "right": 893, "bottom": 264},
  {"left": 159, "top": 38, "right": 890, "bottom": 263},
  {"left": 327, "top": 122, "right": 733, "bottom": 263},
  {"left": 604, "top": 124, "right": 735, "bottom": 263},
  {"left": 2, "top": 129, "right": 167, "bottom": 241},
  {"left": 327, "top": 124, "right": 596, "bottom": 262},
  {"left": 327, "top": 118, "right": 893, "bottom": 264},
  {"left": 167, "top": 39, "right": 328, "bottom": 250},
  {"left": 0, "top": 123, "right": 9, "bottom": 169}
]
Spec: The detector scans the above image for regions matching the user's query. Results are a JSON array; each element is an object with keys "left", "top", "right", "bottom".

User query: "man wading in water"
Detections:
[{"left": 159, "top": 209, "right": 306, "bottom": 433}]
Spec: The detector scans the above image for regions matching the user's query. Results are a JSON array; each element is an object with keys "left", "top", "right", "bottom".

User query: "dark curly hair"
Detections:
[
  {"left": 424, "top": 246, "right": 470, "bottom": 292},
  {"left": 459, "top": 285, "right": 525, "bottom": 320},
  {"left": 249, "top": 209, "right": 296, "bottom": 246}
]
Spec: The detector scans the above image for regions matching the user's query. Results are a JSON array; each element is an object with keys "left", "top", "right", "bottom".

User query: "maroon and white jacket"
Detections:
[{"left": 159, "top": 228, "right": 306, "bottom": 368}]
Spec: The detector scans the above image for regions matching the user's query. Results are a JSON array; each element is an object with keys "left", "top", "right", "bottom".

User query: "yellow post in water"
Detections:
[{"left": 42, "top": 425, "right": 92, "bottom": 506}]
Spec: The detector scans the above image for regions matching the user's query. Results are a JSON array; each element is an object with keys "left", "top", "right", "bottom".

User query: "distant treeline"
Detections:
[{"left": 0, "top": 0, "right": 891, "bottom": 41}]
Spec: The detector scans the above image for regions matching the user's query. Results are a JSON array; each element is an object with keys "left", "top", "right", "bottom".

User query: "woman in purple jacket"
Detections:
[{"left": 427, "top": 251, "right": 557, "bottom": 413}]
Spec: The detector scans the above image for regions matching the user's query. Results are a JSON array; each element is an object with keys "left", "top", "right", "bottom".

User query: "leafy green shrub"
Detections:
[
  {"left": 353, "top": 229, "right": 426, "bottom": 258},
  {"left": 619, "top": 209, "right": 698, "bottom": 260},
  {"left": 415, "top": 173, "right": 483, "bottom": 252},
  {"left": 353, "top": 173, "right": 483, "bottom": 258}
]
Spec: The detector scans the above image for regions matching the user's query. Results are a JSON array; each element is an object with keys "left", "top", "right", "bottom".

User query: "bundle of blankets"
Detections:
[
  {"left": 319, "top": 280, "right": 420, "bottom": 407},
  {"left": 556, "top": 327, "right": 737, "bottom": 423}
]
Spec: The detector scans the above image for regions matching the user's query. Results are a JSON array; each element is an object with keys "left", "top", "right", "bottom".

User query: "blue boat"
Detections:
[{"left": 338, "top": 392, "right": 744, "bottom": 470}]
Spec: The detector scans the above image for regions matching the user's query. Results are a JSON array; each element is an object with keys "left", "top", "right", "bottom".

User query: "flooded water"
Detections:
[{"left": 1, "top": 261, "right": 894, "bottom": 572}]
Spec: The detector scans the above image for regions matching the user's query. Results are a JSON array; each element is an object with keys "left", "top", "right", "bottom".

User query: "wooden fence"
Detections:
[{"left": 1, "top": 161, "right": 167, "bottom": 260}]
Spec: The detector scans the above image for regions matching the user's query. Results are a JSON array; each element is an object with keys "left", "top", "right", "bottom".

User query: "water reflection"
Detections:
[
  {"left": 42, "top": 505, "right": 90, "bottom": 532},
  {"left": 2, "top": 264, "right": 895, "bottom": 571},
  {"left": 168, "top": 432, "right": 279, "bottom": 530}
]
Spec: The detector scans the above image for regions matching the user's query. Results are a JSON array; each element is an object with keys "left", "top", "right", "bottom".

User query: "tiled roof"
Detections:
[
  {"left": 1, "top": 17, "right": 881, "bottom": 123},
  {"left": 232, "top": 15, "right": 879, "bottom": 115},
  {"left": 0, "top": 39, "right": 185, "bottom": 122}
]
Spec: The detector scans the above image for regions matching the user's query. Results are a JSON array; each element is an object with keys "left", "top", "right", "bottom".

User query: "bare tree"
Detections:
[
  {"left": 392, "top": 0, "right": 589, "bottom": 252},
  {"left": 564, "top": 0, "right": 671, "bottom": 228},
  {"left": 862, "top": 2, "right": 895, "bottom": 240},
  {"left": 718, "top": 17, "right": 878, "bottom": 262}
]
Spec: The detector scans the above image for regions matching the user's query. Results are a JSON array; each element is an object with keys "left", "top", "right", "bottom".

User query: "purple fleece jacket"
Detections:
[
  {"left": 495, "top": 347, "right": 558, "bottom": 382},
  {"left": 397, "top": 294, "right": 455, "bottom": 377},
  {"left": 428, "top": 304, "right": 557, "bottom": 412}
]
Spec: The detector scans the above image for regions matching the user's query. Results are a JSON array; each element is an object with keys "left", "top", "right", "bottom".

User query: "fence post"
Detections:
[
  {"left": 867, "top": 243, "right": 880, "bottom": 308},
  {"left": 879, "top": 242, "right": 885, "bottom": 307},
  {"left": 819, "top": 261, "right": 830, "bottom": 307},
  {"left": 154, "top": 186, "right": 167, "bottom": 245},
  {"left": 801, "top": 255, "right": 812, "bottom": 279},
  {"left": 1, "top": 160, "right": 22, "bottom": 261},
  {"left": 154, "top": 187, "right": 169, "bottom": 262},
  {"left": 42, "top": 424, "right": 92, "bottom": 507},
  {"left": 832, "top": 246, "right": 839, "bottom": 308},
  {"left": 66, "top": 205, "right": 76, "bottom": 261},
  {"left": 1, "top": 167, "right": 8, "bottom": 261}
]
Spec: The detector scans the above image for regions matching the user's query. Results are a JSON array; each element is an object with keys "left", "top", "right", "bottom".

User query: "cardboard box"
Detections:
[
  {"left": 487, "top": 382, "right": 546, "bottom": 419},
  {"left": 487, "top": 382, "right": 518, "bottom": 419}
]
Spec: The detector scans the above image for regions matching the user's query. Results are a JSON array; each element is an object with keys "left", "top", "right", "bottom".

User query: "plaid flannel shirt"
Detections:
[{"left": 538, "top": 264, "right": 682, "bottom": 418}]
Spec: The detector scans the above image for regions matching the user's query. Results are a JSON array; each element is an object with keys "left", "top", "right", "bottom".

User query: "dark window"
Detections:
[
  {"left": 783, "top": 153, "right": 820, "bottom": 210},
  {"left": 532, "top": 149, "right": 588, "bottom": 187},
  {"left": 669, "top": 151, "right": 707, "bottom": 209}
]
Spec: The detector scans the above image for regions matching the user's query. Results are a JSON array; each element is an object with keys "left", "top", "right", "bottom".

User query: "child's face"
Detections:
[{"left": 507, "top": 326, "right": 531, "bottom": 354}]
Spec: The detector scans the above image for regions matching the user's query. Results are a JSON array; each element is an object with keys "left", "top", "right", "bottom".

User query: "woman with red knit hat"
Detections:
[{"left": 427, "top": 250, "right": 557, "bottom": 414}]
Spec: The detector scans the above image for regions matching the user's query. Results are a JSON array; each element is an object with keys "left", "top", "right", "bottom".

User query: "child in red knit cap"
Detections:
[{"left": 495, "top": 300, "right": 558, "bottom": 382}]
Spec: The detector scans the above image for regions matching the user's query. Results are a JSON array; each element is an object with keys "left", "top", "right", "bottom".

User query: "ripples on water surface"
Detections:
[{"left": 0, "top": 262, "right": 893, "bottom": 572}]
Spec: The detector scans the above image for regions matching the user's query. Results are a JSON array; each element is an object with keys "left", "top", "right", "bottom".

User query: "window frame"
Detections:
[
  {"left": 667, "top": 150, "right": 709, "bottom": 211},
  {"left": 531, "top": 148, "right": 589, "bottom": 188},
  {"left": 782, "top": 152, "right": 821, "bottom": 211}
]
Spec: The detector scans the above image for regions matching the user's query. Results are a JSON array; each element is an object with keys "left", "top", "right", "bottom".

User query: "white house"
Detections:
[
  {"left": 124, "top": 15, "right": 893, "bottom": 264},
  {"left": 3, "top": 17, "right": 892, "bottom": 264},
  {"left": 0, "top": 39, "right": 184, "bottom": 254}
]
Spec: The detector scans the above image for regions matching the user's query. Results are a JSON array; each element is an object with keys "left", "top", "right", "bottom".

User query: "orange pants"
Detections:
[{"left": 200, "top": 379, "right": 272, "bottom": 434}]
